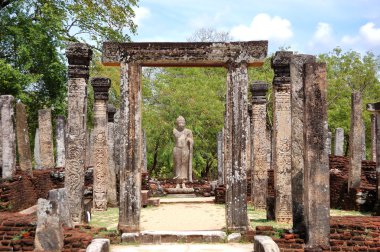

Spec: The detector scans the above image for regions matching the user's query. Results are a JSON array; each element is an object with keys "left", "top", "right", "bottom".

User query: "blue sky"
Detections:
[{"left": 131, "top": 0, "right": 380, "bottom": 55}]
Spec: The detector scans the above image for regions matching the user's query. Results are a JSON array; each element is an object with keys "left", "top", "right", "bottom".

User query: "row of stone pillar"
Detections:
[{"left": 0, "top": 96, "right": 67, "bottom": 178}]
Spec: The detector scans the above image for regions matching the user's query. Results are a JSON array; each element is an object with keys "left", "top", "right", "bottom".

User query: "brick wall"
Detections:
[{"left": 0, "top": 169, "right": 64, "bottom": 212}]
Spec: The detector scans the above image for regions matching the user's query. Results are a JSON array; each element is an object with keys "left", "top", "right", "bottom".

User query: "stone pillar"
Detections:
[
  {"left": 225, "top": 62, "right": 249, "bottom": 231},
  {"left": 91, "top": 77, "right": 111, "bottom": 211},
  {"left": 367, "top": 102, "right": 380, "bottom": 215},
  {"left": 334, "top": 128, "right": 344, "bottom": 156},
  {"left": 0, "top": 95, "right": 16, "bottom": 179},
  {"left": 348, "top": 92, "right": 363, "bottom": 189},
  {"left": 38, "top": 108, "right": 54, "bottom": 169},
  {"left": 114, "top": 110, "right": 121, "bottom": 177},
  {"left": 118, "top": 63, "right": 142, "bottom": 232},
  {"left": 217, "top": 131, "right": 224, "bottom": 185},
  {"left": 327, "top": 132, "right": 332, "bottom": 155},
  {"left": 56, "top": 116, "right": 66, "bottom": 168},
  {"left": 303, "top": 62, "right": 330, "bottom": 249},
  {"left": 362, "top": 120, "right": 366, "bottom": 160},
  {"left": 107, "top": 104, "right": 118, "bottom": 207},
  {"left": 271, "top": 51, "right": 293, "bottom": 223},
  {"left": 0, "top": 98, "right": 2, "bottom": 173},
  {"left": 371, "top": 114, "right": 377, "bottom": 162},
  {"left": 250, "top": 81, "right": 270, "bottom": 210},
  {"left": 290, "top": 54, "right": 315, "bottom": 232},
  {"left": 15, "top": 102, "right": 32, "bottom": 172},
  {"left": 34, "top": 128, "right": 41, "bottom": 169},
  {"left": 64, "top": 43, "right": 92, "bottom": 224},
  {"left": 141, "top": 130, "right": 147, "bottom": 173},
  {"left": 85, "top": 130, "right": 93, "bottom": 168}
]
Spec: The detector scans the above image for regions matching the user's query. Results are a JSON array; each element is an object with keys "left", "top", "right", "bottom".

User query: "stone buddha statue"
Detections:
[{"left": 173, "top": 116, "right": 193, "bottom": 182}]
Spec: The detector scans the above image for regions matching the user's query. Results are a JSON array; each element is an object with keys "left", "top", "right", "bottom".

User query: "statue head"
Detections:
[{"left": 176, "top": 116, "right": 186, "bottom": 131}]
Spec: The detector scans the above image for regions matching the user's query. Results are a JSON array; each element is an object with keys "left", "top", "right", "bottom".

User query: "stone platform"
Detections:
[
  {"left": 111, "top": 243, "right": 253, "bottom": 252},
  {"left": 159, "top": 196, "right": 214, "bottom": 204}
]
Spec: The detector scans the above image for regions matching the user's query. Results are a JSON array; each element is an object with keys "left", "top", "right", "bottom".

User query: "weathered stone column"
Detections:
[
  {"left": 64, "top": 43, "right": 92, "bottom": 224},
  {"left": 38, "top": 108, "right": 55, "bottom": 169},
  {"left": 362, "top": 120, "right": 366, "bottom": 160},
  {"left": 327, "top": 131, "right": 332, "bottom": 155},
  {"left": 91, "top": 77, "right": 111, "bottom": 211},
  {"left": 217, "top": 131, "right": 224, "bottom": 185},
  {"left": 34, "top": 128, "right": 41, "bottom": 169},
  {"left": 367, "top": 102, "right": 380, "bottom": 215},
  {"left": 348, "top": 92, "right": 363, "bottom": 189},
  {"left": 0, "top": 95, "right": 16, "bottom": 178},
  {"left": 0, "top": 98, "right": 2, "bottom": 173},
  {"left": 225, "top": 62, "right": 249, "bottom": 231},
  {"left": 56, "top": 116, "right": 66, "bottom": 168},
  {"left": 334, "top": 128, "right": 344, "bottom": 156},
  {"left": 107, "top": 104, "right": 118, "bottom": 207},
  {"left": 303, "top": 62, "right": 330, "bottom": 249},
  {"left": 118, "top": 62, "right": 142, "bottom": 232},
  {"left": 250, "top": 81, "right": 270, "bottom": 210},
  {"left": 141, "top": 130, "right": 147, "bottom": 173},
  {"left": 371, "top": 114, "right": 377, "bottom": 162},
  {"left": 290, "top": 54, "right": 315, "bottom": 232},
  {"left": 16, "top": 102, "right": 32, "bottom": 172},
  {"left": 271, "top": 51, "right": 293, "bottom": 223},
  {"left": 114, "top": 110, "right": 121, "bottom": 178}
]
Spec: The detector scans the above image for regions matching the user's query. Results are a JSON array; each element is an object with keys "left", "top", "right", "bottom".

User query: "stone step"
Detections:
[
  {"left": 159, "top": 197, "right": 215, "bottom": 204},
  {"left": 122, "top": 230, "right": 227, "bottom": 244}
]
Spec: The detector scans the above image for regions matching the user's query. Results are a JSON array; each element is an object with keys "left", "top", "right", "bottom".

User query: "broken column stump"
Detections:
[
  {"left": 348, "top": 92, "right": 363, "bottom": 190},
  {"left": 38, "top": 108, "right": 55, "bottom": 169},
  {"left": 55, "top": 116, "right": 66, "bottom": 168},
  {"left": 16, "top": 102, "right": 32, "bottom": 173},
  {"left": 1, "top": 95, "right": 16, "bottom": 179}
]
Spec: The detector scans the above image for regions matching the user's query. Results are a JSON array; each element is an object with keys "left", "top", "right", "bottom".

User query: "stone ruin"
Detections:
[{"left": 0, "top": 40, "right": 380, "bottom": 251}]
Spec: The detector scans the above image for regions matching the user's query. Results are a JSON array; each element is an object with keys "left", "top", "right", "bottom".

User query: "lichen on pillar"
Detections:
[{"left": 64, "top": 42, "right": 92, "bottom": 224}]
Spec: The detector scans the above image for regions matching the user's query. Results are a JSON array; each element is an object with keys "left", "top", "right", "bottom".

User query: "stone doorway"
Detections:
[{"left": 101, "top": 41, "right": 268, "bottom": 233}]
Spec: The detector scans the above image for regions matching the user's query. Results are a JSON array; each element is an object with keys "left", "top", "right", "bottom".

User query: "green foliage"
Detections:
[
  {"left": 0, "top": 0, "right": 138, "bottom": 152},
  {"left": 319, "top": 47, "right": 380, "bottom": 156},
  {"left": 142, "top": 67, "right": 226, "bottom": 179}
]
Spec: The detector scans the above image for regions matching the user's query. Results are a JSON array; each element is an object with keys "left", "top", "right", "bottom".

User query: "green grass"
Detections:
[
  {"left": 330, "top": 209, "right": 370, "bottom": 216},
  {"left": 90, "top": 207, "right": 118, "bottom": 231}
]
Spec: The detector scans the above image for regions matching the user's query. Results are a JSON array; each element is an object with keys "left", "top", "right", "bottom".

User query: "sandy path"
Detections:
[{"left": 141, "top": 203, "right": 225, "bottom": 231}]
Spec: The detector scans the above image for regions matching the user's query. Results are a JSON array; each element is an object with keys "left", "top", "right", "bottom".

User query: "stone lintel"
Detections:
[
  {"left": 251, "top": 81, "right": 268, "bottom": 104},
  {"left": 107, "top": 104, "right": 117, "bottom": 122},
  {"left": 102, "top": 41, "right": 268, "bottom": 67},
  {"left": 66, "top": 43, "right": 93, "bottom": 79},
  {"left": 367, "top": 102, "right": 380, "bottom": 112},
  {"left": 271, "top": 51, "right": 293, "bottom": 87},
  {"left": 91, "top": 77, "right": 111, "bottom": 100}
]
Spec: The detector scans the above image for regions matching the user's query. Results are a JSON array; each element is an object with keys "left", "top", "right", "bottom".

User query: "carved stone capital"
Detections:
[
  {"left": 66, "top": 43, "right": 93, "bottom": 79},
  {"left": 91, "top": 77, "right": 111, "bottom": 100},
  {"left": 107, "top": 104, "right": 116, "bottom": 122},
  {"left": 367, "top": 102, "right": 380, "bottom": 112},
  {"left": 271, "top": 51, "right": 293, "bottom": 88},
  {"left": 251, "top": 81, "right": 268, "bottom": 104}
]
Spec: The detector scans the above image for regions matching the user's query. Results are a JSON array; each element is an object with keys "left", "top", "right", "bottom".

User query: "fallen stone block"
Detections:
[
  {"left": 254, "top": 235, "right": 280, "bottom": 252},
  {"left": 86, "top": 238, "right": 110, "bottom": 252},
  {"left": 227, "top": 232, "right": 241, "bottom": 242}
]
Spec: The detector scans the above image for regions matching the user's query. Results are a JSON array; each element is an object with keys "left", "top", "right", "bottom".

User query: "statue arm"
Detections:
[{"left": 187, "top": 130, "right": 194, "bottom": 148}]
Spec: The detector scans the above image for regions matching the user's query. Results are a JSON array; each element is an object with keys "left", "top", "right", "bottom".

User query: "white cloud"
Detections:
[
  {"left": 359, "top": 22, "right": 380, "bottom": 45},
  {"left": 230, "top": 13, "right": 293, "bottom": 42},
  {"left": 308, "top": 22, "right": 336, "bottom": 51},
  {"left": 340, "top": 22, "right": 380, "bottom": 52},
  {"left": 133, "top": 7, "right": 151, "bottom": 26}
]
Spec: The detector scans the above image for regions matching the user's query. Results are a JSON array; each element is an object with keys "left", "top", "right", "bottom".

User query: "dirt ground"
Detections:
[{"left": 141, "top": 203, "right": 225, "bottom": 231}]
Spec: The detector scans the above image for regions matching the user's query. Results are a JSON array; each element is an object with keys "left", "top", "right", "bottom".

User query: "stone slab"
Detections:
[
  {"left": 86, "top": 238, "right": 110, "bottom": 252},
  {"left": 159, "top": 197, "right": 214, "bottom": 204},
  {"left": 138, "top": 230, "right": 227, "bottom": 244},
  {"left": 254, "top": 235, "right": 280, "bottom": 252},
  {"left": 111, "top": 244, "right": 253, "bottom": 252}
]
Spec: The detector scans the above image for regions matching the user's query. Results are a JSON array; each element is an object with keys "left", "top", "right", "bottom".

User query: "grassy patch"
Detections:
[
  {"left": 90, "top": 207, "right": 118, "bottom": 230},
  {"left": 330, "top": 209, "right": 371, "bottom": 216}
]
